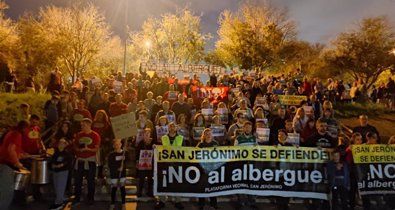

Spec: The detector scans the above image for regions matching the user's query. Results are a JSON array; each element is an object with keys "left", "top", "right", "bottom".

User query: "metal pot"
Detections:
[
  {"left": 31, "top": 158, "right": 50, "bottom": 184},
  {"left": 14, "top": 169, "right": 31, "bottom": 190}
]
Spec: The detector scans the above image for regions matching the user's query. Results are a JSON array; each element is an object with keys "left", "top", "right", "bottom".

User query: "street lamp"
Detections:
[
  {"left": 145, "top": 40, "right": 152, "bottom": 62},
  {"left": 145, "top": 41, "right": 151, "bottom": 48},
  {"left": 122, "top": 0, "right": 129, "bottom": 76}
]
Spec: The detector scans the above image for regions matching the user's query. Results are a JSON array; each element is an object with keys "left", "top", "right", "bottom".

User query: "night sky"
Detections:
[{"left": 4, "top": 0, "right": 395, "bottom": 49}]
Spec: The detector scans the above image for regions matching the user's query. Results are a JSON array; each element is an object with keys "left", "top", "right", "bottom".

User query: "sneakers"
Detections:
[
  {"left": 154, "top": 201, "right": 165, "bottom": 210},
  {"left": 174, "top": 202, "right": 184, "bottom": 210}
]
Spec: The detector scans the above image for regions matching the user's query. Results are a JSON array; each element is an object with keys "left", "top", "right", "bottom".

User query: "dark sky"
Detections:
[{"left": 4, "top": 0, "right": 395, "bottom": 49}]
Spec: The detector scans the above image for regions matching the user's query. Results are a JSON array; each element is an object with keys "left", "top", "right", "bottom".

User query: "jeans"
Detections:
[
  {"left": 53, "top": 170, "right": 69, "bottom": 204},
  {"left": 74, "top": 161, "right": 96, "bottom": 202},
  {"left": 0, "top": 164, "right": 15, "bottom": 210}
]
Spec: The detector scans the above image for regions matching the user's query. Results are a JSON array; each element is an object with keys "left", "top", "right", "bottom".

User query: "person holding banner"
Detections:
[
  {"left": 108, "top": 139, "right": 129, "bottom": 210},
  {"left": 196, "top": 128, "right": 219, "bottom": 210},
  {"left": 352, "top": 115, "right": 380, "bottom": 143},
  {"left": 192, "top": 113, "right": 207, "bottom": 146},
  {"left": 210, "top": 115, "right": 227, "bottom": 145},
  {"left": 345, "top": 133, "right": 362, "bottom": 210},
  {"left": 304, "top": 119, "right": 337, "bottom": 148},
  {"left": 155, "top": 101, "right": 176, "bottom": 124},
  {"left": 155, "top": 116, "right": 169, "bottom": 144},
  {"left": 269, "top": 106, "right": 288, "bottom": 144},
  {"left": 292, "top": 107, "right": 310, "bottom": 134},
  {"left": 234, "top": 121, "right": 258, "bottom": 209},
  {"left": 327, "top": 148, "right": 350, "bottom": 210},
  {"left": 234, "top": 99, "right": 254, "bottom": 121},
  {"left": 176, "top": 114, "right": 191, "bottom": 146},
  {"left": 156, "top": 122, "right": 184, "bottom": 210},
  {"left": 163, "top": 84, "right": 178, "bottom": 107},
  {"left": 228, "top": 112, "right": 246, "bottom": 145},
  {"left": 136, "top": 128, "right": 154, "bottom": 198},
  {"left": 273, "top": 129, "right": 293, "bottom": 210}
]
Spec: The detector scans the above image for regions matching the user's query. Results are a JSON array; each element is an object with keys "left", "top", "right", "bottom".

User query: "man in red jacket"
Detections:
[
  {"left": 73, "top": 118, "right": 101, "bottom": 206},
  {"left": 109, "top": 94, "right": 128, "bottom": 117},
  {"left": 0, "top": 120, "right": 29, "bottom": 209}
]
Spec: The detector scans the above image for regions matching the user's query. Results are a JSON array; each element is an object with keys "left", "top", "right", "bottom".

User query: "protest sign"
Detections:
[
  {"left": 135, "top": 129, "right": 145, "bottom": 146},
  {"left": 202, "top": 108, "right": 214, "bottom": 122},
  {"left": 140, "top": 63, "right": 225, "bottom": 74},
  {"left": 168, "top": 91, "right": 178, "bottom": 101},
  {"left": 177, "top": 127, "right": 190, "bottom": 141},
  {"left": 278, "top": 95, "right": 307, "bottom": 106},
  {"left": 211, "top": 125, "right": 226, "bottom": 137},
  {"left": 352, "top": 144, "right": 395, "bottom": 196},
  {"left": 110, "top": 112, "right": 137, "bottom": 139},
  {"left": 287, "top": 133, "right": 300, "bottom": 145},
  {"left": 154, "top": 146, "right": 331, "bottom": 199},
  {"left": 216, "top": 108, "right": 228, "bottom": 124},
  {"left": 254, "top": 97, "right": 267, "bottom": 106},
  {"left": 138, "top": 150, "right": 154, "bottom": 170},
  {"left": 193, "top": 127, "right": 205, "bottom": 141},
  {"left": 199, "top": 87, "right": 228, "bottom": 100},
  {"left": 256, "top": 128, "right": 270, "bottom": 144},
  {"left": 156, "top": 125, "right": 168, "bottom": 144},
  {"left": 166, "top": 114, "right": 176, "bottom": 123}
]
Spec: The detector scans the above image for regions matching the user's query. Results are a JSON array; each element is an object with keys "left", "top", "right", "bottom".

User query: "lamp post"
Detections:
[
  {"left": 122, "top": 0, "right": 129, "bottom": 76},
  {"left": 145, "top": 40, "right": 151, "bottom": 62}
]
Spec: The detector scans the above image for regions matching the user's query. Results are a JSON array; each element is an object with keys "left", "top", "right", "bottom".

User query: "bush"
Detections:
[
  {"left": 334, "top": 102, "right": 393, "bottom": 118},
  {"left": 0, "top": 93, "right": 50, "bottom": 127}
]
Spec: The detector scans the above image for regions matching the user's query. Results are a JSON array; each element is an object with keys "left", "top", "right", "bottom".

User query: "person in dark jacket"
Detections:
[
  {"left": 107, "top": 139, "right": 129, "bottom": 210},
  {"left": 274, "top": 129, "right": 293, "bottom": 210},
  {"left": 135, "top": 128, "right": 154, "bottom": 197},
  {"left": 327, "top": 148, "right": 350, "bottom": 210},
  {"left": 50, "top": 138, "right": 72, "bottom": 210},
  {"left": 196, "top": 128, "right": 218, "bottom": 210},
  {"left": 352, "top": 115, "right": 380, "bottom": 143}
]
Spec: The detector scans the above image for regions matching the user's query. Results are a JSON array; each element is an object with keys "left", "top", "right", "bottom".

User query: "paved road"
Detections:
[
  {"left": 9, "top": 201, "right": 309, "bottom": 210},
  {"left": 9, "top": 200, "right": 368, "bottom": 210}
]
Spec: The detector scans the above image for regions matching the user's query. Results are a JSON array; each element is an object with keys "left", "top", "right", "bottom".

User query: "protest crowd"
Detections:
[{"left": 0, "top": 64, "right": 395, "bottom": 210}]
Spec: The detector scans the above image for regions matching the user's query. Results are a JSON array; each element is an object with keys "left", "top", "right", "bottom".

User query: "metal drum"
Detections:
[
  {"left": 14, "top": 169, "right": 31, "bottom": 190},
  {"left": 31, "top": 158, "right": 50, "bottom": 184}
]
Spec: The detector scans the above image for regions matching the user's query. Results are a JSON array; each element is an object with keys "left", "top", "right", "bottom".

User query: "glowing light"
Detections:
[{"left": 145, "top": 40, "right": 151, "bottom": 48}]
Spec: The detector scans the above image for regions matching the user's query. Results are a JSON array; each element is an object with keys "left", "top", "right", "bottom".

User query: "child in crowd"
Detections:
[
  {"left": 327, "top": 148, "right": 350, "bottom": 210},
  {"left": 136, "top": 128, "right": 154, "bottom": 197},
  {"left": 50, "top": 138, "right": 72, "bottom": 210},
  {"left": 108, "top": 139, "right": 129, "bottom": 210}
]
